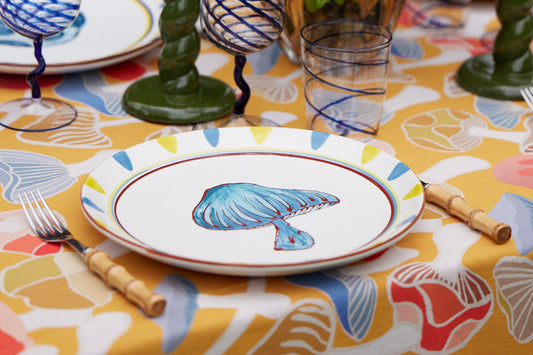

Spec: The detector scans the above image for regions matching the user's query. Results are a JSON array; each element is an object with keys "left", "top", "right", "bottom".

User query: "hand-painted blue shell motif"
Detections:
[{"left": 193, "top": 183, "right": 339, "bottom": 250}]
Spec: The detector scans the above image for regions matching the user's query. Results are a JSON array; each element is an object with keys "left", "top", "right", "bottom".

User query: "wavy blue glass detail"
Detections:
[
  {"left": 200, "top": 0, "right": 284, "bottom": 56},
  {"left": 0, "top": 0, "right": 80, "bottom": 39}
]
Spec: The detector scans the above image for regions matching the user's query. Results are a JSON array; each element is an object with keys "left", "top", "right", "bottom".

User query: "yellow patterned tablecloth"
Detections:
[{"left": 1, "top": 2, "right": 533, "bottom": 354}]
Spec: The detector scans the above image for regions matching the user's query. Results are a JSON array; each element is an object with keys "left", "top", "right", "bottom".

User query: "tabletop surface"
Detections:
[{"left": 1, "top": 2, "right": 533, "bottom": 354}]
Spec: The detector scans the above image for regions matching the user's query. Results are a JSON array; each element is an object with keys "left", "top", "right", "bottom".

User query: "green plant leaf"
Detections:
[{"left": 304, "top": 0, "right": 331, "bottom": 13}]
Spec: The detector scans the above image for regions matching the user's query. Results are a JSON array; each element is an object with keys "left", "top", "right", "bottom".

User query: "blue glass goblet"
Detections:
[
  {"left": 201, "top": 0, "right": 285, "bottom": 126},
  {"left": 0, "top": 0, "right": 81, "bottom": 132}
]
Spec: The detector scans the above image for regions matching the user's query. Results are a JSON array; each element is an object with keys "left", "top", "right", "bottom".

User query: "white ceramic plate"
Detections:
[
  {"left": 81, "top": 127, "right": 425, "bottom": 276},
  {"left": 0, "top": 0, "right": 162, "bottom": 74}
]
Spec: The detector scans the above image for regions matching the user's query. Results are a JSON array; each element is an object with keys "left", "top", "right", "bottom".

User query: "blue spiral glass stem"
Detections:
[
  {"left": 233, "top": 55, "right": 250, "bottom": 116},
  {"left": 29, "top": 38, "right": 45, "bottom": 100}
]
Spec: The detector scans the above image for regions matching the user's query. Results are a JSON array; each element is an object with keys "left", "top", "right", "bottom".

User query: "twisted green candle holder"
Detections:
[
  {"left": 123, "top": 0, "right": 236, "bottom": 124},
  {"left": 457, "top": 0, "right": 533, "bottom": 100}
]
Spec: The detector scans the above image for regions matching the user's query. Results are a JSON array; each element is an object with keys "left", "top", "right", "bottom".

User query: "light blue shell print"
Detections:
[{"left": 193, "top": 183, "right": 339, "bottom": 250}]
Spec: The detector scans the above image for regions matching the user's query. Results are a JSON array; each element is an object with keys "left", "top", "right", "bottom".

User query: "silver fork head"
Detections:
[
  {"left": 19, "top": 190, "right": 70, "bottom": 242},
  {"left": 520, "top": 87, "right": 533, "bottom": 112}
]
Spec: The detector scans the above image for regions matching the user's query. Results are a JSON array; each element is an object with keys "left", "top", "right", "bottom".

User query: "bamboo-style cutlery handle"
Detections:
[
  {"left": 424, "top": 184, "right": 511, "bottom": 244},
  {"left": 84, "top": 249, "right": 166, "bottom": 317}
]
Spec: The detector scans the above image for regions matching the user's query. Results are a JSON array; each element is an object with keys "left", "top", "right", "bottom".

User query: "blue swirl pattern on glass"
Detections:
[
  {"left": 200, "top": 0, "right": 284, "bottom": 56},
  {"left": 0, "top": 0, "right": 80, "bottom": 39}
]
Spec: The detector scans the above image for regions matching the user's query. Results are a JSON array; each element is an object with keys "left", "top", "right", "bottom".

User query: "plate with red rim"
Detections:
[
  {"left": 0, "top": 0, "right": 162, "bottom": 75},
  {"left": 80, "top": 127, "right": 425, "bottom": 276}
]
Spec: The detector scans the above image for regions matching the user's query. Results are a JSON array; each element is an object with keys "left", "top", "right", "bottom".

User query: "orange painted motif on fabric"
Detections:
[{"left": 4, "top": 234, "right": 60, "bottom": 255}]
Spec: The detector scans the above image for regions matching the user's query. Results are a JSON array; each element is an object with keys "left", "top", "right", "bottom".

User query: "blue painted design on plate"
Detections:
[
  {"left": 113, "top": 151, "right": 133, "bottom": 171},
  {"left": 388, "top": 162, "right": 410, "bottom": 181},
  {"left": 193, "top": 182, "right": 339, "bottom": 250},
  {"left": 82, "top": 197, "right": 104, "bottom": 213},
  {"left": 203, "top": 128, "right": 220, "bottom": 147},
  {"left": 311, "top": 131, "right": 330, "bottom": 150}
]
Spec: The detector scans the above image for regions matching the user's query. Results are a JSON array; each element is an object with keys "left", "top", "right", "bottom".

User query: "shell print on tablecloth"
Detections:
[
  {"left": 152, "top": 274, "right": 292, "bottom": 354},
  {"left": 403, "top": 109, "right": 533, "bottom": 154},
  {"left": 401, "top": 108, "right": 486, "bottom": 152},
  {"left": 0, "top": 149, "right": 116, "bottom": 203},
  {"left": 474, "top": 96, "right": 527, "bottom": 129},
  {"left": 1, "top": 252, "right": 113, "bottom": 308},
  {"left": 244, "top": 69, "right": 301, "bottom": 104},
  {"left": 151, "top": 274, "right": 199, "bottom": 353},
  {"left": 248, "top": 298, "right": 336, "bottom": 354},
  {"left": 15, "top": 107, "right": 118, "bottom": 148},
  {"left": 0, "top": 210, "right": 60, "bottom": 256},
  {"left": 285, "top": 246, "right": 420, "bottom": 342},
  {"left": 55, "top": 71, "right": 143, "bottom": 118},
  {"left": 387, "top": 223, "right": 493, "bottom": 353},
  {"left": 286, "top": 269, "right": 378, "bottom": 342},
  {"left": 494, "top": 256, "right": 533, "bottom": 343},
  {"left": 193, "top": 183, "right": 340, "bottom": 250},
  {"left": 488, "top": 192, "right": 533, "bottom": 255}
]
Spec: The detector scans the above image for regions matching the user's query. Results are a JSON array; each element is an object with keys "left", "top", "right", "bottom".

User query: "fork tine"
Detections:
[
  {"left": 520, "top": 87, "right": 533, "bottom": 112},
  {"left": 35, "top": 190, "right": 65, "bottom": 232},
  {"left": 19, "top": 192, "right": 41, "bottom": 236},
  {"left": 19, "top": 191, "right": 63, "bottom": 236},
  {"left": 29, "top": 191, "right": 56, "bottom": 234}
]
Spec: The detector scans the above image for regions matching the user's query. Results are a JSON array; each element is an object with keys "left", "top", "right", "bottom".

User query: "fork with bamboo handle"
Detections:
[
  {"left": 19, "top": 191, "right": 166, "bottom": 317},
  {"left": 423, "top": 182, "right": 511, "bottom": 244}
]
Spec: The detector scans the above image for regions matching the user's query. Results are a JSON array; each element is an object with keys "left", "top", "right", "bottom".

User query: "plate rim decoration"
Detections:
[
  {"left": 80, "top": 127, "right": 425, "bottom": 276},
  {"left": 0, "top": 0, "right": 162, "bottom": 75}
]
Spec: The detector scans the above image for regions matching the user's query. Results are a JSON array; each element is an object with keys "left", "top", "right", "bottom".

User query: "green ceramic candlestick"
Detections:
[
  {"left": 456, "top": 0, "right": 533, "bottom": 100},
  {"left": 123, "top": 0, "right": 236, "bottom": 124}
]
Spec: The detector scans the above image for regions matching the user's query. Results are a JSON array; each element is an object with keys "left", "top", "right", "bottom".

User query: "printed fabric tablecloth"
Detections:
[{"left": 1, "top": 2, "right": 533, "bottom": 354}]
